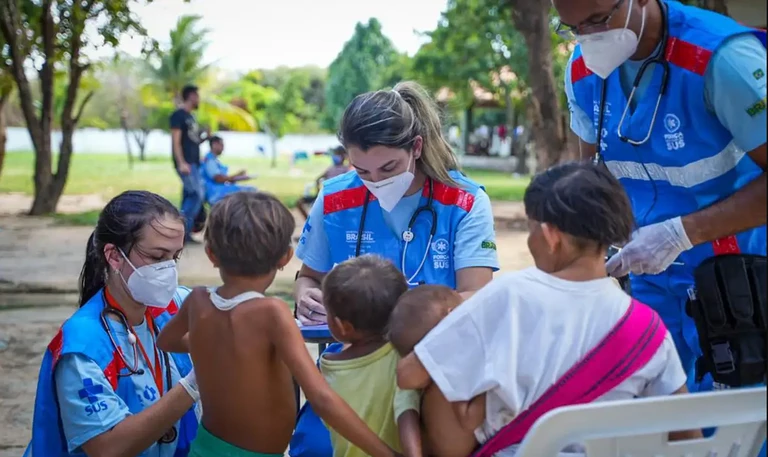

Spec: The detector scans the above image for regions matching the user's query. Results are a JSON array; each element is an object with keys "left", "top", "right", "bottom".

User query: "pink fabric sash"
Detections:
[{"left": 472, "top": 299, "right": 667, "bottom": 457}]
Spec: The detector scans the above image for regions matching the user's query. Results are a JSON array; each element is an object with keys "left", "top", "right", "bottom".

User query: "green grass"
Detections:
[{"left": 2, "top": 151, "right": 529, "bottom": 226}]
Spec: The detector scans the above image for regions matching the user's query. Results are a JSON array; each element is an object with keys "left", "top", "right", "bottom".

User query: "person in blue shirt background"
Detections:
[
  {"left": 557, "top": 0, "right": 765, "bottom": 451},
  {"left": 200, "top": 135, "right": 257, "bottom": 205},
  {"left": 289, "top": 81, "right": 499, "bottom": 457},
  {"left": 24, "top": 190, "right": 200, "bottom": 457}
]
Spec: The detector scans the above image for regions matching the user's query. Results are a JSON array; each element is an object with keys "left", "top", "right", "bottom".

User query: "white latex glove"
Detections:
[
  {"left": 179, "top": 368, "right": 200, "bottom": 403},
  {"left": 606, "top": 216, "right": 693, "bottom": 277}
]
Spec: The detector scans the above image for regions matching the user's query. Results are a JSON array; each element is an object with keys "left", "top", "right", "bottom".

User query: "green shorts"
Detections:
[{"left": 189, "top": 425, "right": 283, "bottom": 457}]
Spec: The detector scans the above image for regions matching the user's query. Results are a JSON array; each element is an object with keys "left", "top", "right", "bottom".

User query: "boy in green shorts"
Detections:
[{"left": 157, "top": 192, "right": 398, "bottom": 457}]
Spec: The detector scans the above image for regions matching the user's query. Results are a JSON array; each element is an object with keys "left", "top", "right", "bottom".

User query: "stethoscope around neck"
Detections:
[
  {"left": 355, "top": 179, "right": 437, "bottom": 286},
  {"left": 99, "top": 293, "right": 172, "bottom": 390},
  {"left": 594, "top": 0, "right": 671, "bottom": 164}
]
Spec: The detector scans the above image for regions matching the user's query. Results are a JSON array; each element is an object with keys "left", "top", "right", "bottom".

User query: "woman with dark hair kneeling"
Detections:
[{"left": 23, "top": 190, "right": 200, "bottom": 457}]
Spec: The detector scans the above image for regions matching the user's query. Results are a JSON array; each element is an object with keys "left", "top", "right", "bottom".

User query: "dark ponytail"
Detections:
[
  {"left": 79, "top": 231, "right": 107, "bottom": 307},
  {"left": 77, "top": 190, "right": 182, "bottom": 307}
]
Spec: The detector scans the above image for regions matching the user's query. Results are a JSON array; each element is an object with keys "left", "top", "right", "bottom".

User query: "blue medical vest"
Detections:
[
  {"left": 23, "top": 287, "right": 198, "bottom": 457},
  {"left": 290, "top": 170, "right": 483, "bottom": 457},
  {"left": 569, "top": 0, "right": 767, "bottom": 390},
  {"left": 321, "top": 170, "right": 483, "bottom": 289}
]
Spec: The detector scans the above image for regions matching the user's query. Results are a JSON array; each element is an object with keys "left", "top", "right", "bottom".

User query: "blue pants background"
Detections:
[{"left": 178, "top": 165, "right": 204, "bottom": 240}]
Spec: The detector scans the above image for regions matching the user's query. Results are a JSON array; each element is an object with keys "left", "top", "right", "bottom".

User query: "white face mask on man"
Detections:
[
  {"left": 361, "top": 154, "right": 416, "bottom": 212},
  {"left": 576, "top": 0, "right": 646, "bottom": 79},
  {"left": 119, "top": 249, "right": 178, "bottom": 308}
]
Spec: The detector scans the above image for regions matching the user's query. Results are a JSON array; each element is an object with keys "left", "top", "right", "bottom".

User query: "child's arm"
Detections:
[
  {"left": 667, "top": 385, "right": 704, "bottom": 441},
  {"left": 397, "top": 410, "right": 422, "bottom": 457},
  {"left": 395, "top": 386, "right": 423, "bottom": 457},
  {"left": 265, "top": 298, "right": 397, "bottom": 457},
  {"left": 451, "top": 393, "right": 486, "bottom": 432},
  {"left": 157, "top": 288, "right": 198, "bottom": 353},
  {"left": 397, "top": 353, "right": 432, "bottom": 390}
]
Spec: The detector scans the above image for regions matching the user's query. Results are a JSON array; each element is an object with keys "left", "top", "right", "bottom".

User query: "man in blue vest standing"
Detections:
[{"left": 556, "top": 0, "right": 766, "bottom": 397}]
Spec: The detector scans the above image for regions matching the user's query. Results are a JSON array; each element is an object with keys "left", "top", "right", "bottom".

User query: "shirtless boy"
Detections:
[{"left": 157, "top": 191, "right": 397, "bottom": 457}]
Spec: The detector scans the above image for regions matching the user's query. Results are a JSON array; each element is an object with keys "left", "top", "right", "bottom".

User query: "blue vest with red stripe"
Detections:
[
  {"left": 23, "top": 287, "right": 198, "bottom": 457},
  {"left": 322, "top": 170, "right": 482, "bottom": 288},
  {"left": 569, "top": 0, "right": 767, "bottom": 273}
]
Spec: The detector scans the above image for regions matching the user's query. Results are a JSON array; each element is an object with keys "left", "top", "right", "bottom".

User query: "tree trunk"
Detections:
[
  {"left": 0, "top": 91, "right": 8, "bottom": 178},
  {"left": 270, "top": 134, "right": 278, "bottom": 169},
  {"left": 133, "top": 129, "right": 150, "bottom": 161},
  {"left": 120, "top": 111, "right": 134, "bottom": 169},
  {"left": 507, "top": 0, "right": 567, "bottom": 171}
]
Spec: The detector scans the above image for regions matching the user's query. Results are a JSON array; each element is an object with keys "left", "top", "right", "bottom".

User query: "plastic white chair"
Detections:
[{"left": 515, "top": 387, "right": 767, "bottom": 457}]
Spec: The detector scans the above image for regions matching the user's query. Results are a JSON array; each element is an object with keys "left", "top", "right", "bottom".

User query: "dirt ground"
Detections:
[{"left": 0, "top": 193, "right": 533, "bottom": 454}]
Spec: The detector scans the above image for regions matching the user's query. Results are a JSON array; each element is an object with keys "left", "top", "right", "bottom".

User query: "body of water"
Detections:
[{"left": 5, "top": 127, "right": 340, "bottom": 158}]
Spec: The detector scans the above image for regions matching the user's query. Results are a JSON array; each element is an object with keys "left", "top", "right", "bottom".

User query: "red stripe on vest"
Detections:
[
  {"left": 712, "top": 235, "right": 741, "bottom": 255},
  {"left": 323, "top": 185, "right": 372, "bottom": 215},
  {"left": 48, "top": 329, "right": 64, "bottom": 365},
  {"left": 664, "top": 37, "right": 713, "bottom": 76},
  {"left": 570, "top": 56, "right": 593, "bottom": 84},
  {"left": 47, "top": 326, "right": 125, "bottom": 391},
  {"left": 103, "top": 351, "right": 125, "bottom": 391},
  {"left": 428, "top": 181, "right": 475, "bottom": 212},
  {"left": 149, "top": 299, "right": 179, "bottom": 319}
]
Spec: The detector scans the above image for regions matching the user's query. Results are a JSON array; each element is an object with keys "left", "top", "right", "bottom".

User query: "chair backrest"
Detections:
[{"left": 515, "top": 387, "right": 767, "bottom": 457}]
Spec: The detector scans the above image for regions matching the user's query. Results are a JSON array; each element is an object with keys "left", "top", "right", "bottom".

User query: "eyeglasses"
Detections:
[{"left": 554, "top": 0, "right": 626, "bottom": 40}]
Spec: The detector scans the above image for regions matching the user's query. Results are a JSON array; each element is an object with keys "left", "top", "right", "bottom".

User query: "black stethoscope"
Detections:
[
  {"left": 99, "top": 303, "right": 172, "bottom": 393},
  {"left": 594, "top": 0, "right": 670, "bottom": 164},
  {"left": 99, "top": 294, "right": 177, "bottom": 444},
  {"left": 355, "top": 179, "right": 438, "bottom": 286}
]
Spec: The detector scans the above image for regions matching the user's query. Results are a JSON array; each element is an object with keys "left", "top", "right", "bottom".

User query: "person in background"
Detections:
[
  {"left": 296, "top": 146, "right": 351, "bottom": 220},
  {"left": 200, "top": 136, "right": 256, "bottom": 206},
  {"left": 319, "top": 255, "right": 421, "bottom": 457},
  {"left": 170, "top": 84, "right": 210, "bottom": 245}
]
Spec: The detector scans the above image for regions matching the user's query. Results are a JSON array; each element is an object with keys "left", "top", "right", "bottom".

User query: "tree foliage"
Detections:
[
  {"left": 0, "top": 0, "right": 154, "bottom": 214},
  {"left": 147, "top": 15, "right": 212, "bottom": 101},
  {"left": 411, "top": 0, "right": 572, "bottom": 169},
  {"left": 412, "top": 0, "right": 528, "bottom": 108},
  {"left": 324, "top": 18, "right": 399, "bottom": 130}
]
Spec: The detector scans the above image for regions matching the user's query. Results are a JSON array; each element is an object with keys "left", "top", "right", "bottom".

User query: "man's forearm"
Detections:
[
  {"left": 683, "top": 173, "right": 767, "bottom": 246},
  {"left": 173, "top": 144, "right": 186, "bottom": 165}
]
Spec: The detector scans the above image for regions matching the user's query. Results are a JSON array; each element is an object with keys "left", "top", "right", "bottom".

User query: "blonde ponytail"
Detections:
[{"left": 393, "top": 81, "right": 460, "bottom": 187}]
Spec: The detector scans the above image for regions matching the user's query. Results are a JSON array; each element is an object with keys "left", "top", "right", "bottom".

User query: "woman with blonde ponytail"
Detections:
[{"left": 290, "top": 81, "right": 499, "bottom": 457}]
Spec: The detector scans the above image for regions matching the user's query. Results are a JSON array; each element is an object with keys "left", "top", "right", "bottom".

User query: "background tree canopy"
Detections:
[{"left": 0, "top": 0, "right": 740, "bottom": 211}]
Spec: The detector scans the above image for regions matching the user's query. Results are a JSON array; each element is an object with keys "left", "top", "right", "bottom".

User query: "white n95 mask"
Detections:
[
  {"left": 576, "top": 0, "right": 646, "bottom": 79},
  {"left": 361, "top": 155, "right": 415, "bottom": 212},
  {"left": 119, "top": 250, "right": 178, "bottom": 308}
]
